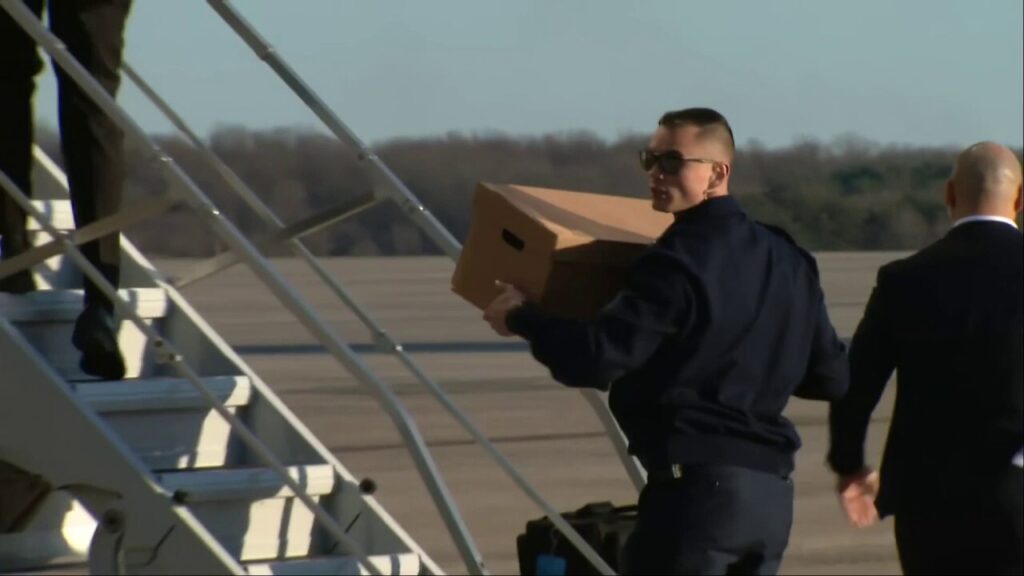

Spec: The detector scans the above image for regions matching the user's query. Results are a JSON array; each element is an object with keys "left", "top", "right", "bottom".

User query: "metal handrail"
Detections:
[
  {"left": 2, "top": 0, "right": 641, "bottom": 572},
  {"left": 202, "top": 0, "right": 648, "bottom": 496},
  {"left": 0, "top": 2, "right": 452, "bottom": 574},
  {"left": 205, "top": 0, "right": 461, "bottom": 259},
  {"left": 121, "top": 58, "right": 619, "bottom": 576},
  {"left": 31, "top": 142, "right": 449, "bottom": 576},
  {"left": 124, "top": 57, "right": 488, "bottom": 573},
  {"left": 0, "top": 172, "right": 381, "bottom": 576},
  {"left": 581, "top": 392, "right": 646, "bottom": 490}
]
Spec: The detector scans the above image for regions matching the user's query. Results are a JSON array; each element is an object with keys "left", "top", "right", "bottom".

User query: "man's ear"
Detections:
[
  {"left": 1014, "top": 184, "right": 1023, "bottom": 215},
  {"left": 710, "top": 162, "right": 731, "bottom": 189},
  {"left": 945, "top": 179, "right": 956, "bottom": 210}
]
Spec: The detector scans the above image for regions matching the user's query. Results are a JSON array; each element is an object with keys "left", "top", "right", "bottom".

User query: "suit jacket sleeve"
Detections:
[
  {"left": 828, "top": 266, "right": 897, "bottom": 475},
  {"left": 506, "top": 243, "right": 695, "bottom": 391},
  {"left": 794, "top": 293, "right": 850, "bottom": 401}
]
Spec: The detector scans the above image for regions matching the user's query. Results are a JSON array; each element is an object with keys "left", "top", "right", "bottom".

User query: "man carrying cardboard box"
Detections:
[{"left": 484, "top": 107, "right": 849, "bottom": 575}]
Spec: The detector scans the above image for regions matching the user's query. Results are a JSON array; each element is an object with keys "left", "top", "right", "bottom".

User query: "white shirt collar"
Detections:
[{"left": 951, "top": 215, "right": 1020, "bottom": 230}]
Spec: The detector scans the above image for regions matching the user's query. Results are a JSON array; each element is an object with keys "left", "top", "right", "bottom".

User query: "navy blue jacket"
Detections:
[{"left": 508, "top": 195, "right": 849, "bottom": 476}]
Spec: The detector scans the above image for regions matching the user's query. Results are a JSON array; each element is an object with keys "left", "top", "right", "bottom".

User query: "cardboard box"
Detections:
[{"left": 452, "top": 182, "right": 673, "bottom": 319}]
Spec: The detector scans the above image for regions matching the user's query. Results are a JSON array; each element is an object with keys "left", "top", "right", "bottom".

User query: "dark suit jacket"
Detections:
[{"left": 829, "top": 220, "right": 1024, "bottom": 516}]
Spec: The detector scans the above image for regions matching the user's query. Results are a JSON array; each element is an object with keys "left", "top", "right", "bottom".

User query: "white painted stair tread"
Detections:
[
  {"left": 246, "top": 553, "right": 421, "bottom": 575},
  {"left": 2, "top": 202, "right": 431, "bottom": 573},
  {"left": 0, "top": 288, "right": 167, "bottom": 322},
  {"left": 75, "top": 375, "right": 252, "bottom": 412},
  {"left": 156, "top": 464, "right": 336, "bottom": 503}
]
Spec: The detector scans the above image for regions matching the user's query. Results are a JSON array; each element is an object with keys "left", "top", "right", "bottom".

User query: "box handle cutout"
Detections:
[{"left": 502, "top": 229, "right": 525, "bottom": 251}]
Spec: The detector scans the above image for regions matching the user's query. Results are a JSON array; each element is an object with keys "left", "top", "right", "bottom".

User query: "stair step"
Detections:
[
  {"left": 75, "top": 375, "right": 252, "bottom": 471},
  {"left": 75, "top": 375, "right": 252, "bottom": 412},
  {"left": 156, "top": 464, "right": 335, "bottom": 503},
  {"left": 246, "top": 553, "right": 421, "bottom": 575},
  {"left": 3, "top": 201, "right": 431, "bottom": 572},
  {"left": 5, "top": 288, "right": 169, "bottom": 380},
  {"left": 0, "top": 288, "right": 168, "bottom": 322},
  {"left": 27, "top": 200, "right": 75, "bottom": 232},
  {"left": 67, "top": 375, "right": 252, "bottom": 472},
  {"left": 156, "top": 464, "right": 337, "bottom": 561}
]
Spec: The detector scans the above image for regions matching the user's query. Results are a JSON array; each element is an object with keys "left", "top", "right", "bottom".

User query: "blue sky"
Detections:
[{"left": 30, "top": 0, "right": 1024, "bottom": 148}]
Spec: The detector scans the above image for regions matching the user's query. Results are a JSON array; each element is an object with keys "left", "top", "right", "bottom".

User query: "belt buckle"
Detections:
[{"left": 670, "top": 464, "right": 683, "bottom": 479}]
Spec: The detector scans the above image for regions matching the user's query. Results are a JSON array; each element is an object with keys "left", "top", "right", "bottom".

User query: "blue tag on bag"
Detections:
[{"left": 536, "top": 553, "right": 567, "bottom": 576}]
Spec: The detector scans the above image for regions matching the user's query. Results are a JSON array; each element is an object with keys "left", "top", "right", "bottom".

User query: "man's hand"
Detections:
[
  {"left": 837, "top": 468, "right": 880, "bottom": 528},
  {"left": 483, "top": 280, "right": 526, "bottom": 337}
]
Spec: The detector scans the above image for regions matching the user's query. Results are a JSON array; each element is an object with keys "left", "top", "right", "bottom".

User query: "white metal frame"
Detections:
[
  {"left": 0, "top": 0, "right": 651, "bottom": 573},
  {"left": 203, "top": 0, "right": 648, "bottom": 492}
]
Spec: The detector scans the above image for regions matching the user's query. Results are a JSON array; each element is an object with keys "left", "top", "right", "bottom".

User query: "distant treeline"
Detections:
[{"left": 34, "top": 127, "right": 1022, "bottom": 256}]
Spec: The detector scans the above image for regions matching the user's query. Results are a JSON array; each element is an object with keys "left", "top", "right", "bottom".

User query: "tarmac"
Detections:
[{"left": 158, "top": 252, "right": 911, "bottom": 575}]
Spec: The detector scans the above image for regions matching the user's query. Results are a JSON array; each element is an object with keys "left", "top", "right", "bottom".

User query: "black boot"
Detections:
[{"left": 72, "top": 304, "right": 126, "bottom": 381}]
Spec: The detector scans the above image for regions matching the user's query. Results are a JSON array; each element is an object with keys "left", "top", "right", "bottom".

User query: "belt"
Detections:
[
  {"left": 646, "top": 464, "right": 687, "bottom": 484},
  {"left": 645, "top": 463, "right": 792, "bottom": 484}
]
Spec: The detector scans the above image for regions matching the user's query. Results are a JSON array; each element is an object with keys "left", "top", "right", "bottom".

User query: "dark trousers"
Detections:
[
  {"left": 624, "top": 464, "right": 794, "bottom": 575},
  {"left": 893, "top": 467, "right": 1023, "bottom": 576},
  {"left": 0, "top": 0, "right": 131, "bottom": 311}
]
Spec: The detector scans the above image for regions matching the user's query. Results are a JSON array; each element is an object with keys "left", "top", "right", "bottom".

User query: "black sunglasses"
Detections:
[{"left": 639, "top": 149, "right": 717, "bottom": 174}]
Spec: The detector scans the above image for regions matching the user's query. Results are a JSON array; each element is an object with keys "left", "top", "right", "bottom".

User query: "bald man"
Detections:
[{"left": 828, "top": 142, "right": 1023, "bottom": 575}]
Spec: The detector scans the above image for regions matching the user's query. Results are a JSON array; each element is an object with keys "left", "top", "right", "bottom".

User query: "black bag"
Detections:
[{"left": 516, "top": 501, "right": 638, "bottom": 575}]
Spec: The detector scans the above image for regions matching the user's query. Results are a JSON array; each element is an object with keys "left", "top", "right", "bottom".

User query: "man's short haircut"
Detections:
[{"left": 659, "top": 107, "right": 736, "bottom": 159}]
